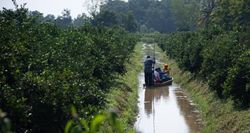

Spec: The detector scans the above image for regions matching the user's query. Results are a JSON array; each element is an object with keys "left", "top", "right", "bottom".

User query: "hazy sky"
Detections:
[{"left": 0, "top": 0, "right": 107, "bottom": 18}]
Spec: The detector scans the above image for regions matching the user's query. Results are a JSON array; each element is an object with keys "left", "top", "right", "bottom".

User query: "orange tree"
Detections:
[
  {"left": 156, "top": 0, "right": 250, "bottom": 108},
  {"left": 0, "top": 7, "right": 137, "bottom": 132}
]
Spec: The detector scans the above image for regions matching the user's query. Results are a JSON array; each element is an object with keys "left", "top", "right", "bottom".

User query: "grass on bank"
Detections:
[
  {"left": 64, "top": 43, "right": 143, "bottom": 133},
  {"left": 105, "top": 43, "right": 143, "bottom": 132},
  {"left": 155, "top": 45, "right": 250, "bottom": 133}
]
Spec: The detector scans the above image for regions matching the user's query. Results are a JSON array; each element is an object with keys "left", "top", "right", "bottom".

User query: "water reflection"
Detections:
[
  {"left": 144, "top": 87, "right": 169, "bottom": 115},
  {"left": 135, "top": 43, "right": 202, "bottom": 133},
  {"left": 175, "top": 89, "right": 202, "bottom": 133},
  {"left": 135, "top": 75, "right": 202, "bottom": 133}
]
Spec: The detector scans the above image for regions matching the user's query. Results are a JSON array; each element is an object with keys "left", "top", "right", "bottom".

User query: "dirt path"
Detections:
[{"left": 134, "top": 43, "right": 202, "bottom": 133}]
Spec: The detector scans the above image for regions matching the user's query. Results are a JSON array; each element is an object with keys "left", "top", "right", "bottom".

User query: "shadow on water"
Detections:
[{"left": 134, "top": 43, "right": 202, "bottom": 133}]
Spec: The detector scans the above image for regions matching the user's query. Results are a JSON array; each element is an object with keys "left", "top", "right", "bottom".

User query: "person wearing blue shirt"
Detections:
[
  {"left": 144, "top": 55, "right": 155, "bottom": 86},
  {"left": 155, "top": 67, "right": 172, "bottom": 82}
]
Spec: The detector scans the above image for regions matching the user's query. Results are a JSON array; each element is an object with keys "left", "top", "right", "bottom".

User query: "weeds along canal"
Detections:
[{"left": 134, "top": 43, "right": 202, "bottom": 133}]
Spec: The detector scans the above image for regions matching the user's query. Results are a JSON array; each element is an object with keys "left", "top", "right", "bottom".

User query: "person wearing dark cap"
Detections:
[{"left": 144, "top": 55, "right": 155, "bottom": 86}]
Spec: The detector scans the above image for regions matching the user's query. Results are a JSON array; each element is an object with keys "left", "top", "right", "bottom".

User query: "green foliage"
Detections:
[
  {"left": 169, "top": 0, "right": 200, "bottom": 31},
  {"left": 156, "top": 0, "right": 250, "bottom": 108},
  {"left": 92, "top": 10, "right": 119, "bottom": 27},
  {"left": 223, "top": 50, "right": 250, "bottom": 108},
  {"left": 100, "top": 0, "right": 176, "bottom": 32},
  {"left": 121, "top": 11, "right": 137, "bottom": 32},
  {"left": 105, "top": 43, "right": 143, "bottom": 132},
  {"left": 64, "top": 106, "right": 125, "bottom": 133},
  {"left": 73, "top": 13, "right": 90, "bottom": 27},
  {"left": 55, "top": 9, "right": 72, "bottom": 27},
  {"left": 0, "top": 7, "right": 137, "bottom": 132},
  {"left": 159, "top": 50, "right": 250, "bottom": 133},
  {"left": 210, "top": 0, "right": 250, "bottom": 32},
  {"left": 156, "top": 32, "right": 204, "bottom": 73},
  {"left": 91, "top": 9, "right": 138, "bottom": 32},
  {"left": 157, "top": 30, "right": 250, "bottom": 107}
]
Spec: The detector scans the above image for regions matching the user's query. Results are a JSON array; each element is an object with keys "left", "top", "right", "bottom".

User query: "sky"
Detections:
[{"left": 0, "top": 0, "right": 109, "bottom": 18}]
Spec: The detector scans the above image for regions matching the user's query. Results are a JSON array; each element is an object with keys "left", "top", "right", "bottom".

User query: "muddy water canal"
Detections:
[{"left": 134, "top": 43, "right": 202, "bottom": 133}]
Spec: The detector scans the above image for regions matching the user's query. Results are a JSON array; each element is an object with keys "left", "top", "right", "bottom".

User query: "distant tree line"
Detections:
[
  {"left": 100, "top": 0, "right": 177, "bottom": 33},
  {"left": 27, "top": 9, "right": 90, "bottom": 28},
  {"left": 22, "top": 0, "right": 202, "bottom": 33}
]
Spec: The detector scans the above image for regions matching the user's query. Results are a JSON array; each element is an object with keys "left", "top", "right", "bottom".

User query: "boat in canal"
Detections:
[
  {"left": 152, "top": 77, "right": 173, "bottom": 87},
  {"left": 144, "top": 77, "right": 173, "bottom": 88}
]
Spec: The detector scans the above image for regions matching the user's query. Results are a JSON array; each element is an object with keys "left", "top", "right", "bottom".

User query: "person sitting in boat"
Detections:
[
  {"left": 155, "top": 67, "right": 172, "bottom": 83},
  {"left": 163, "top": 64, "right": 170, "bottom": 75},
  {"left": 154, "top": 69, "right": 161, "bottom": 83},
  {"left": 144, "top": 55, "right": 155, "bottom": 86}
]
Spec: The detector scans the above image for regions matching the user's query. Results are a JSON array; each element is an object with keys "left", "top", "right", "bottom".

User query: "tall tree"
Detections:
[
  {"left": 122, "top": 11, "right": 137, "bottom": 32},
  {"left": 92, "top": 10, "right": 118, "bottom": 27},
  {"left": 73, "top": 13, "right": 89, "bottom": 27},
  {"left": 55, "top": 9, "right": 72, "bottom": 27},
  {"left": 198, "top": 0, "right": 217, "bottom": 28},
  {"left": 169, "top": 0, "right": 200, "bottom": 31},
  {"left": 43, "top": 14, "right": 56, "bottom": 23},
  {"left": 210, "top": 0, "right": 250, "bottom": 32}
]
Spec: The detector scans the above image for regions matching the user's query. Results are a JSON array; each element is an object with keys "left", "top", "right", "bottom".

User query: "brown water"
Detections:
[{"left": 134, "top": 43, "right": 202, "bottom": 133}]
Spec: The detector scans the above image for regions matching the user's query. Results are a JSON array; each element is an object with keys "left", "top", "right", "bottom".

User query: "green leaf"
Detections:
[
  {"left": 64, "top": 120, "right": 73, "bottom": 133},
  {"left": 90, "top": 114, "right": 106, "bottom": 132}
]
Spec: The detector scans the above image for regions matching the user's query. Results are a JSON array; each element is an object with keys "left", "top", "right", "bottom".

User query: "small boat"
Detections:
[
  {"left": 144, "top": 78, "right": 173, "bottom": 88},
  {"left": 153, "top": 78, "right": 173, "bottom": 87}
]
